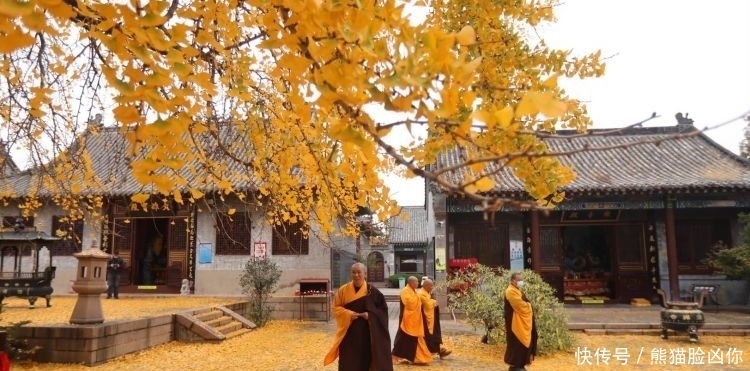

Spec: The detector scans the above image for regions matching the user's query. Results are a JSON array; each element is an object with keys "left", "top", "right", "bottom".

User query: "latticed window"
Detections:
[
  {"left": 215, "top": 212, "right": 252, "bottom": 255},
  {"left": 676, "top": 219, "right": 730, "bottom": 273},
  {"left": 272, "top": 219, "right": 309, "bottom": 255},
  {"left": 50, "top": 216, "right": 83, "bottom": 256}
]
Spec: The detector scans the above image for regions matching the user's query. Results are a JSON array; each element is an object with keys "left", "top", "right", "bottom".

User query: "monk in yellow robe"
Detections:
[
  {"left": 418, "top": 278, "right": 451, "bottom": 358},
  {"left": 392, "top": 276, "right": 433, "bottom": 365},
  {"left": 324, "top": 263, "right": 392, "bottom": 371},
  {"left": 504, "top": 272, "right": 538, "bottom": 371}
]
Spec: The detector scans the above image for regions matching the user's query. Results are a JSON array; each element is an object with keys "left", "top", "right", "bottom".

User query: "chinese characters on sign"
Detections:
[
  {"left": 561, "top": 210, "right": 621, "bottom": 222},
  {"left": 575, "top": 347, "right": 743, "bottom": 366},
  {"left": 253, "top": 242, "right": 267, "bottom": 258}
]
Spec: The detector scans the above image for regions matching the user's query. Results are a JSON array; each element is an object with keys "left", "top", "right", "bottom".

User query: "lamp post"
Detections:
[{"left": 69, "top": 246, "right": 110, "bottom": 324}]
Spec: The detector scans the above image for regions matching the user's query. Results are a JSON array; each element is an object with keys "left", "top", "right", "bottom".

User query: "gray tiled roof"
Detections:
[
  {"left": 0, "top": 124, "right": 267, "bottom": 197},
  {"left": 388, "top": 206, "right": 428, "bottom": 244},
  {"left": 436, "top": 124, "right": 750, "bottom": 195}
]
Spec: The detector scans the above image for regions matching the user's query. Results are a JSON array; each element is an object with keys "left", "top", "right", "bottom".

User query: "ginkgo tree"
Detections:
[{"left": 0, "top": 0, "right": 603, "bottom": 237}]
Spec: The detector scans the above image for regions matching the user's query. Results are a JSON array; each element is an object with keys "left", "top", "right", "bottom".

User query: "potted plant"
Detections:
[{"left": 704, "top": 214, "right": 750, "bottom": 305}]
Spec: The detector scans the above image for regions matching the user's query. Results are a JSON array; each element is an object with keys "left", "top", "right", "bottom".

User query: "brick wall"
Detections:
[
  {"left": 14, "top": 314, "right": 173, "bottom": 365},
  {"left": 10, "top": 297, "right": 331, "bottom": 365},
  {"left": 226, "top": 296, "right": 331, "bottom": 321}
]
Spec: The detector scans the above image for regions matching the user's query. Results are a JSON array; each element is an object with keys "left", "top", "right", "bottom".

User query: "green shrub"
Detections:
[
  {"left": 2, "top": 321, "right": 40, "bottom": 361},
  {"left": 442, "top": 265, "right": 573, "bottom": 354},
  {"left": 704, "top": 213, "right": 750, "bottom": 280},
  {"left": 705, "top": 243, "right": 750, "bottom": 280},
  {"left": 239, "top": 258, "right": 282, "bottom": 327}
]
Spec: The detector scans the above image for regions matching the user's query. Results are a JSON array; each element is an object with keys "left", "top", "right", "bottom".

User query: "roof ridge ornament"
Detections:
[
  {"left": 87, "top": 113, "right": 104, "bottom": 130},
  {"left": 675, "top": 112, "right": 694, "bottom": 126}
]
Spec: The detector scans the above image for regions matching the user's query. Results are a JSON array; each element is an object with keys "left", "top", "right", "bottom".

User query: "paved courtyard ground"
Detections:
[{"left": 3, "top": 296, "right": 749, "bottom": 370}]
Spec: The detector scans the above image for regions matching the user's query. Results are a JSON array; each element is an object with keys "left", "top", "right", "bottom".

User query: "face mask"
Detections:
[{"left": 516, "top": 280, "right": 525, "bottom": 288}]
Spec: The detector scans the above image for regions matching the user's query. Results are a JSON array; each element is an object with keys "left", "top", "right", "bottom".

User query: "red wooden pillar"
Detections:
[
  {"left": 665, "top": 201, "right": 680, "bottom": 300},
  {"left": 530, "top": 210, "right": 541, "bottom": 270}
]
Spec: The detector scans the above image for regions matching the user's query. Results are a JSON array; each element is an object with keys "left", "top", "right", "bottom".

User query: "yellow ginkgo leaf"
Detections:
[
  {"left": 172, "top": 191, "right": 184, "bottom": 204},
  {"left": 542, "top": 74, "right": 559, "bottom": 88},
  {"left": 0, "top": 31, "right": 35, "bottom": 53},
  {"left": 469, "top": 162, "right": 485, "bottom": 173},
  {"left": 131, "top": 193, "right": 150, "bottom": 205},
  {"left": 515, "top": 91, "right": 569, "bottom": 119},
  {"left": 515, "top": 92, "right": 539, "bottom": 118},
  {"left": 113, "top": 105, "right": 141, "bottom": 124},
  {"left": 472, "top": 110, "right": 494, "bottom": 129},
  {"left": 475, "top": 177, "right": 495, "bottom": 192},
  {"left": 455, "top": 25, "right": 476, "bottom": 46},
  {"left": 190, "top": 189, "right": 204, "bottom": 200},
  {"left": 495, "top": 106, "right": 514, "bottom": 128},
  {"left": 153, "top": 175, "right": 175, "bottom": 192},
  {"left": 535, "top": 91, "right": 569, "bottom": 118},
  {"left": 0, "top": 0, "right": 34, "bottom": 16},
  {"left": 227, "top": 208, "right": 236, "bottom": 216},
  {"left": 37, "top": 0, "right": 64, "bottom": 7}
]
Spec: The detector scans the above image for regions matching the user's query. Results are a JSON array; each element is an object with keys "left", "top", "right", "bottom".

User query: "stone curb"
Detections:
[
  {"left": 580, "top": 328, "right": 750, "bottom": 336},
  {"left": 570, "top": 323, "right": 750, "bottom": 330}
]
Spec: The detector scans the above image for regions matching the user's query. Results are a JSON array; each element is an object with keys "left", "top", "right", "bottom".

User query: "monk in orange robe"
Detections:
[
  {"left": 504, "top": 272, "right": 538, "bottom": 371},
  {"left": 324, "top": 262, "right": 392, "bottom": 371},
  {"left": 392, "top": 276, "right": 433, "bottom": 365},
  {"left": 418, "top": 278, "right": 451, "bottom": 358}
]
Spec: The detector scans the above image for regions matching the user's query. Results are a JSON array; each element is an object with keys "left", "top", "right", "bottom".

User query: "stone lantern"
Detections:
[{"left": 69, "top": 247, "right": 110, "bottom": 324}]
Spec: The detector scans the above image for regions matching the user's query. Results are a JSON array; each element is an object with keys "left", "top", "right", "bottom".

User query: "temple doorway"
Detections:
[
  {"left": 367, "top": 251, "right": 385, "bottom": 283},
  {"left": 133, "top": 218, "right": 169, "bottom": 286},
  {"left": 561, "top": 226, "right": 613, "bottom": 302}
]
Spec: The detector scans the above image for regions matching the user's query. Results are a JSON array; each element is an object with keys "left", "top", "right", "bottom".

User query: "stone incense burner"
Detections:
[{"left": 656, "top": 289, "right": 708, "bottom": 343}]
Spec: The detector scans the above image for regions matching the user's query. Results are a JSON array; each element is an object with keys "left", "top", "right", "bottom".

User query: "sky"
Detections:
[{"left": 385, "top": 0, "right": 750, "bottom": 206}]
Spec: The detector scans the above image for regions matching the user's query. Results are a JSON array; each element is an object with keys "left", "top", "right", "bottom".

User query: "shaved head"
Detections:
[
  {"left": 351, "top": 262, "right": 367, "bottom": 287},
  {"left": 422, "top": 278, "right": 434, "bottom": 293},
  {"left": 407, "top": 275, "right": 419, "bottom": 289}
]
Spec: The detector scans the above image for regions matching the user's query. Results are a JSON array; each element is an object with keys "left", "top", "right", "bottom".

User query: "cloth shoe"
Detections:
[
  {"left": 438, "top": 347, "right": 452, "bottom": 359},
  {"left": 392, "top": 356, "right": 411, "bottom": 365}
]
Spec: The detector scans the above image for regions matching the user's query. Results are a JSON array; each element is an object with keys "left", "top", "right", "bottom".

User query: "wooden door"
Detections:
[
  {"left": 614, "top": 224, "right": 651, "bottom": 302},
  {"left": 367, "top": 252, "right": 385, "bottom": 282},
  {"left": 453, "top": 223, "right": 509, "bottom": 268},
  {"left": 539, "top": 227, "right": 564, "bottom": 299}
]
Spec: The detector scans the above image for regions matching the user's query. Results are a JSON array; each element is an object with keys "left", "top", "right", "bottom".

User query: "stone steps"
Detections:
[
  {"left": 214, "top": 321, "right": 244, "bottom": 335},
  {"left": 195, "top": 309, "right": 223, "bottom": 323},
  {"left": 175, "top": 306, "right": 257, "bottom": 342},
  {"left": 225, "top": 328, "right": 252, "bottom": 339},
  {"left": 204, "top": 315, "right": 233, "bottom": 328}
]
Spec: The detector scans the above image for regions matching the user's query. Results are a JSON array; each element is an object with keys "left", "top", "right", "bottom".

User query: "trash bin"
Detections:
[{"left": 398, "top": 277, "right": 406, "bottom": 289}]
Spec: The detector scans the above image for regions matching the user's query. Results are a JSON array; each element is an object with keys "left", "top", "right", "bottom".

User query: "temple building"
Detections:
[{"left": 429, "top": 117, "right": 750, "bottom": 304}]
